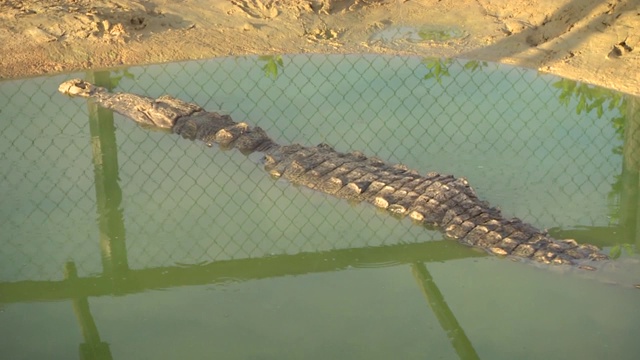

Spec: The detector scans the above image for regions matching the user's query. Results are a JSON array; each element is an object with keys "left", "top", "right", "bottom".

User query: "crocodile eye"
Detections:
[{"left": 68, "top": 85, "right": 84, "bottom": 95}]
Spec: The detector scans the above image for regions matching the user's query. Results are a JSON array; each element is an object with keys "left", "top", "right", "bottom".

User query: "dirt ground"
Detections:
[{"left": 1, "top": 0, "right": 638, "bottom": 96}]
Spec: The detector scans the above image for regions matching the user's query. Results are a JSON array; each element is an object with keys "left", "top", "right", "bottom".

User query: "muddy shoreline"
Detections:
[{"left": 1, "top": 0, "right": 638, "bottom": 96}]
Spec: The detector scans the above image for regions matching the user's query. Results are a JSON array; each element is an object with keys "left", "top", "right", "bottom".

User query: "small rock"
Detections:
[
  {"left": 242, "top": 22, "right": 255, "bottom": 31},
  {"left": 607, "top": 40, "right": 633, "bottom": 59},
  {"left": 130, "top": 16, "right": 146, "bottom": 30},
  {"left": 578, "top": 265, "right": 596, "bottom": 271},
  {"left": 24, "top": 27, "right": 56, "bottom": 43},
  {"left": 109, "top": 23, "right": 127, "bottom": 37},
  {"left": 607, "top": 45, "right": 623, "bottom": 59}
]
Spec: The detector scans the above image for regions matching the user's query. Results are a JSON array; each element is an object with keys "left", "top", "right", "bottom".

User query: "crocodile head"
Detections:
[{"left": 58, "top": 79, "right": 102, "bottom": 98}]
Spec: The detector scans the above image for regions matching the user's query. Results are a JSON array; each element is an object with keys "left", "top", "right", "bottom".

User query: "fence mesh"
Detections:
[{"left": 0, "top": 54, "right": 627, "bottom": 282}]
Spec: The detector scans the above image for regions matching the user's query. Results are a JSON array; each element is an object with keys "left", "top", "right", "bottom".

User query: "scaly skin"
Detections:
[{"left": 59, "top": 79, "right": 609, "bottom": 268}]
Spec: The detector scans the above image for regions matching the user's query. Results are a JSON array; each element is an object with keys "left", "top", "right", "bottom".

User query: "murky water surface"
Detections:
[{"left": 1, "top": 55, "right": 639, "bottom": 359}]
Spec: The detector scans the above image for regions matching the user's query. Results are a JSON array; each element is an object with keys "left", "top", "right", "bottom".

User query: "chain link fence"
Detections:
[{"left": 0, "top": 54, "right": 627, "bottom": 283}]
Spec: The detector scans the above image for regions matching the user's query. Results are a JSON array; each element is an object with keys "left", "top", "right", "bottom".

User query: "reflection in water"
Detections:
[
  {"left": 0, "top": 240, "right": 485, "bottom": 302},
  {"left": 1, "top": 55, "right": 639, "bottom": 359},
  {"left": 258, "top": 55, "right": 284, "bottom": 79},
  {"left": 88, "top": 71, "right": 129, "bottom": 279},
  {"left": 550, "top": 78, "right": 640, "bottom": 258},
  {"left": 619, "top": 97, "right": 640, "bottom": 258},
  {"left": 412, "top": 263, "right": 479, "bottom": 360},
  {"left": 417, "top": 57, "right": 638, "bottom": 258},
  {"left": 65, "top": 262, "right": 113, "bottom": 360}
]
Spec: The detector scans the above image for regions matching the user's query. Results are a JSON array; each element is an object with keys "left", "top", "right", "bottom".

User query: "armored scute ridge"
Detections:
[{"left": 59, "top": 79, "right": 609, "bottom": 268}]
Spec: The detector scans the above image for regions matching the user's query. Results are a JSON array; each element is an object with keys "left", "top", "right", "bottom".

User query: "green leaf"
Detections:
[
  {"left": 586, "top": 97, "right": 605, "bottom": 117},
  {"left": 464, "top": 60, "right": 487, "bottom": 72},
  {"left": 623, "top": 244, "right": 635, "bottom": 254},
  {"left": 610, "top": 245, "right": 621, "bottom": 259},
  {"left": 464, "top": 61, "right": 477, "bottom": 70},
  {"left": 258, "top": 55, "right": 284, "bottom": 79},
  {"left": 576, "top": 97, "right": 586, "bottom": 114},
  {"left": 263, "top": 62, "right": 278, "bottom": 78},
  {"left": 422, "top": 57, "right": 441, "bottom": 68},
  {"left": 558, "top": 94, "right": 569, "bottom": 106},
  {"left": 582, "top": 85, "right": 596, "bottom": 100}
]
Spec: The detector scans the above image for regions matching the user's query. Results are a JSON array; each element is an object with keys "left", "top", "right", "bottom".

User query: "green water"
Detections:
[{"left": 1, "top": 55, "right": 639, "bottom": 359}]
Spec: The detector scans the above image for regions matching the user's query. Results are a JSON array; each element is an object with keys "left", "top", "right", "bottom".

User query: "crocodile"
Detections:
[{"left": 59, "top": 79, "right": 609, "bottom": 269}]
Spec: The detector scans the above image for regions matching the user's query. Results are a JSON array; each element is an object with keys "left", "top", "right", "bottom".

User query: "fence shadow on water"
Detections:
[{"left": 0, "top": 54, "right": 638, "bottom": 359}]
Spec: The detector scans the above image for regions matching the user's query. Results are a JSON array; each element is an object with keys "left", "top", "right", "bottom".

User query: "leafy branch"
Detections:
[
  {"left": 609, "top": 243, "right": 635, "bottom": 259},
  {"left": 109, "top": 69, "right": 135, "bottom": 89},
  {"left": 552, "top": 79, "right": 626, "bottom": 138},
  {"left": 422, "top": 57, "right": 452, "bottom": 84},
  {"left": 422, "top": 58, "right": 487, "bottom": 84},
  {"left": 258, "top": 55, "right": 284, "bottom": 79}
]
